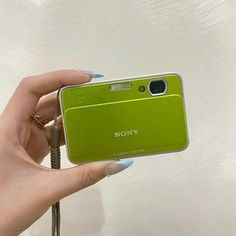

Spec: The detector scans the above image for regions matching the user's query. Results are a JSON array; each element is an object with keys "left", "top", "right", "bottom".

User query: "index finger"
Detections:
[{"left": 3, "top": 69, "right": 96, "bottom": 122}]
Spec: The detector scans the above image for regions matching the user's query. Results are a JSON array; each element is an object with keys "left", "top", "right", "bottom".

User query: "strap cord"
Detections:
[{"left": 50, "top": 93, "right": 62, "bottom": 236}]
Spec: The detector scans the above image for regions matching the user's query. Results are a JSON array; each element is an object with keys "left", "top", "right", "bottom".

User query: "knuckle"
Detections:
[
  {"left": 19, "top": 76, "right": 41, "bottom": 97},
  {"left": 18, "top": 76, "right": 35, "bottom": 92},
  {"left": 79, "top": 168, "right": 97, "bottom": 188},
  {"left": 19, "top": 76, "right": 33, "bottom": 86}
]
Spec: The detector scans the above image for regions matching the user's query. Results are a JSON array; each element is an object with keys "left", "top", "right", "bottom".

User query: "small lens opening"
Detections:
[{"left": 138, "top": 85, "right": 146, "bottom": 92}]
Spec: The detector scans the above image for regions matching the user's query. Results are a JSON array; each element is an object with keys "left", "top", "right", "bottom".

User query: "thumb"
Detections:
[{"left": 43, "top": 159, "right": 134, "bottom": 204}]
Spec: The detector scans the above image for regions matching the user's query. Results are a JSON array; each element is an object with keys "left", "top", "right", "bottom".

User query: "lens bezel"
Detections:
[{"left": 148, "top": 78, "right": 167, "bottom": 96}]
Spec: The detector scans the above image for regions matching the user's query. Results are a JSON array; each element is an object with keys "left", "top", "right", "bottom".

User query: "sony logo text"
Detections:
[{"left": 114, "top": 130, "right": 139, "bottom": 137}]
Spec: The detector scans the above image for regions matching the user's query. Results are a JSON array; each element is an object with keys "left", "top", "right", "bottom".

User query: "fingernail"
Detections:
[
  {"left": 88, "top": 71, "right": 104, "bottom": 78},
  {"left": 105, "top": 159, "right": 134, "bottom": 176}
]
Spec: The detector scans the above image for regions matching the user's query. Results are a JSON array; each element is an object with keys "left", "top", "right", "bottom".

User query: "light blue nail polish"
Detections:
[
  {"left": 105, "top": 158, "right": 134, "bottom": 176},
  {"left": 116, "top": 159, "right": 134, "bottom": 168},
  {"left": 89, "top": 71, "right": 104, "bottom": 78}
]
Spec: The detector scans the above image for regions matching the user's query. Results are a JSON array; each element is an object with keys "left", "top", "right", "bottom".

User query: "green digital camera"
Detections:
[{"left": 59, "top": 73, "right": 188, "bottom": 164}]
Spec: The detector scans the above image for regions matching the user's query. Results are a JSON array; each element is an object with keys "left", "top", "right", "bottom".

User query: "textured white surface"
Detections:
[{"left": 0, "top": 0, "right": 236, "bottom": 235}]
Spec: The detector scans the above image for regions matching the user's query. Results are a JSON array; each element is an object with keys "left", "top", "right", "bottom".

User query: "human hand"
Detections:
[{"left": 0, "top": 70, "right": 133, "bottom": 236}]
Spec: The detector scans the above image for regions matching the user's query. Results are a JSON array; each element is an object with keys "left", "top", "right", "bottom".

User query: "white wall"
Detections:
[{"left": 0, "top": 1, "right": 236, "bottom": 235}]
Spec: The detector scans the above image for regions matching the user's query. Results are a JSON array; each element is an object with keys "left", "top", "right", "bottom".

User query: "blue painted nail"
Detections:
[
  {"left": 116, "top": 159, "right": 134, "bottom": 168},
  {"left": 89, "top": 71, "right": 104, "bottom": 78},
  {"left": 105, "top": 159, "right": 134, "bottom": 176}
]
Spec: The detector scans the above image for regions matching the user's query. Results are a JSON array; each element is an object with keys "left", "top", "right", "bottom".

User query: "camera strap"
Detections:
[{"left": 50, "top": 92, "right": 62, "bottom": 236}]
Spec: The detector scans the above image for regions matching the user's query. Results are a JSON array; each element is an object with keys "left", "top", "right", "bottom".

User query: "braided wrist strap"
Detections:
[
  {"left": 50, "top": 95, "right": 62, "bottom": 236},
  {"left": 50, "top": 146, "right": 61, "bottom": 236}
]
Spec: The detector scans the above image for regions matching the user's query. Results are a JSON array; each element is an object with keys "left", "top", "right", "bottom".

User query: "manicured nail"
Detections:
[
  {"left": 105, "top": 159, "right": 134, "bottom": 176},
  {"left": 89, "top": 71, "right": 104, "bottom": 78}
]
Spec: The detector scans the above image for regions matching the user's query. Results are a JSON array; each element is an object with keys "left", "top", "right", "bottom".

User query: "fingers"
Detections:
[
  {"left": 34, "top": 92, "right": 59, "bottom": 124},
  {"left": 3, "top": 69, "right": 92, "bottom": 123},
  {"left": 42, "top": 159, "right": 134, "bottom": 203}
]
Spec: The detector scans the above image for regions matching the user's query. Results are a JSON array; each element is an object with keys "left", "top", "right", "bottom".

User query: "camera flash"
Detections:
[{"left": 110, "top": 82, "right": 132, "bottom": 91}]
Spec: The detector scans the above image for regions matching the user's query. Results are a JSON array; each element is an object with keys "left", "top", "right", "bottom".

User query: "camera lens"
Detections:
[{"left": 149, "top": 79, "right": 166, "bottom": 95}]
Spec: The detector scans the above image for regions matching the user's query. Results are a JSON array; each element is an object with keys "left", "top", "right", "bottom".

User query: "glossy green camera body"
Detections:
[{"left": 59, "top": 73, "right": 188, "bottom": 164}]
